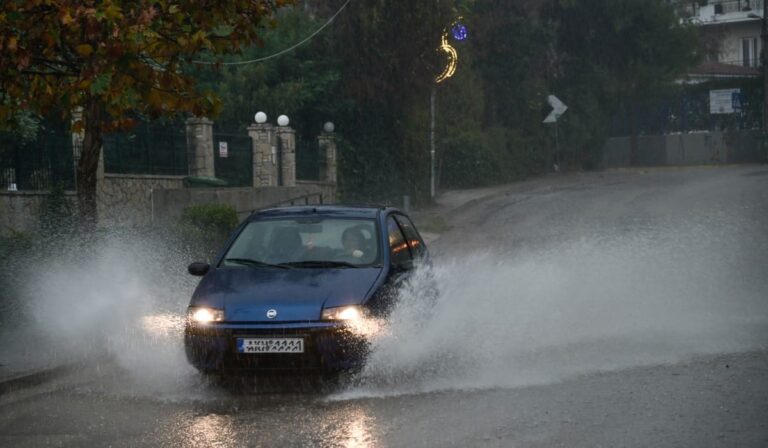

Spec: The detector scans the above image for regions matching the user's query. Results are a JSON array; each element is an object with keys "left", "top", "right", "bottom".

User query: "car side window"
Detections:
[
  {"left": 394, "top": 215, "right": 426, "bottom": 259},
  {"left": 387, "top": 216, "right": 412, "bottom": 265}
]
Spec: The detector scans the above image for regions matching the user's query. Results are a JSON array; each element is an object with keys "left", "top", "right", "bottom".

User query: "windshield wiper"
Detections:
[
  {"left": 224, "top": 258, "right": 292, "bottom": 270},
  {"left": 278, "top": 260, "right": 360, "bottom": 269}
]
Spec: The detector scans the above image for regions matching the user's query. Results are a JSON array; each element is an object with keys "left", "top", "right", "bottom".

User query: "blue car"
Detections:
[{"left": 184, "top": 205, "right": 430, "bottom": 373}]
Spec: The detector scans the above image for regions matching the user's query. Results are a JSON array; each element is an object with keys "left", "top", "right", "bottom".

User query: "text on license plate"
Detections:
[{"left": 236, "top": 338, "right": 304, "bottom": 354}]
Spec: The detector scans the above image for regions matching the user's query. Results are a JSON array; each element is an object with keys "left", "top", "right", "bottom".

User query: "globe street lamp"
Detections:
[
  {"left": 277, "top": 115, "right": 290, "bottom": 127},
  {"left": 254, "top": 111, "right": 267, "bottom": 124}
]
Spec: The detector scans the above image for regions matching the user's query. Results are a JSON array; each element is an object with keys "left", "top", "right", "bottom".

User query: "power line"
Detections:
[{"left": 192, "top": 0, "right": 352, "bottom": 66}]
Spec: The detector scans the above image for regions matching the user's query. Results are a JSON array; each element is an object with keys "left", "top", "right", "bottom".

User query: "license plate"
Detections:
[{"left": 236, "top": 338, "right": 304, "bottom": 354}]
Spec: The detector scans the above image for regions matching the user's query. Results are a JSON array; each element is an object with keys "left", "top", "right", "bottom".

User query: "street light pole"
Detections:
[{"left": 430, "top": 86, "right": 436, "bottom": 199}]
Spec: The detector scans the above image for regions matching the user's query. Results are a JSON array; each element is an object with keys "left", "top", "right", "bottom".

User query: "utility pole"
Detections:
[{"left": 430, "top": 86, "right": 436, "bottom": 199}]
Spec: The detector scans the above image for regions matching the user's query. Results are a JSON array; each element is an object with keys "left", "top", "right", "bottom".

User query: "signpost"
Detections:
[{"left": 543, "top": 95, "right": 568, "bottom": 171}]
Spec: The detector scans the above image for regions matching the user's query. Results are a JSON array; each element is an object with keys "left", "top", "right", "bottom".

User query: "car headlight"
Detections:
[
  {"left": 187, "top": 307, "right": 224, "bottom": 324},
  {"left": 321, "top": 305, "right": 363, "bottom": 321}
]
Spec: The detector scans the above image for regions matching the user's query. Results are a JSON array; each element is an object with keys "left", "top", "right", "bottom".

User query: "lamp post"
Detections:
[
  {"left": 430, "top": 86, "right": 436, "bottom": 199},
  {"left": 430, "top": 19, "right": 467, "bottom": 199}
]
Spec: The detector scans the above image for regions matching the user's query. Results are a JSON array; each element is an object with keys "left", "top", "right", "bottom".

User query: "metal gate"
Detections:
[
  {"left": 296, "top": 135, "right": 324, "bottom": 181},
  {"left": 213, "top": 130, "right": 253, "bottom": 187}
]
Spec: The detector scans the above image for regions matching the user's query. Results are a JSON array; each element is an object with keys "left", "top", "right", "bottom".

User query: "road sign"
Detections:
[
  {"left": 732, "top": 91, "right": 743, "bottom": 111},
  {"left": 709, "top": 89, "right": 740, "bottom": 114},
  {"left": 219, "top": 141, "right": 229, "bottom": 158},
  {"left": 543, "top": 94, "right": 567, "bottom": 172},
  {"left": 543, "top": 95, "right": 568, "bottom": 123}
]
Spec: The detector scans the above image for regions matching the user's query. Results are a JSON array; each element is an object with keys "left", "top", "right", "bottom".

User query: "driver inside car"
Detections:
[{"left": 336, "top": 227, "right": 366, "bottom": 262}]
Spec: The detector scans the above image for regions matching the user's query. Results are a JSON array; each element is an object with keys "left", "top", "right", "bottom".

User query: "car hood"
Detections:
[{"left": 191, "top": 267, "right": 383, "bottom": 322}]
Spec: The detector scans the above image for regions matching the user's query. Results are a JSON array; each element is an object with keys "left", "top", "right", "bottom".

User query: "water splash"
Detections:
[
  {"left": 9, "top": 231, "right": 199, "bottom": 395},
  {"left": 338, "top": 215, "right": 768, "bottom": 399}
]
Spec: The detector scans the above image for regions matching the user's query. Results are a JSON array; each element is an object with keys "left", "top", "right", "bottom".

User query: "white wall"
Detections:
[{"left": 717, "top": 21, "right": 763, "bottom": 66}]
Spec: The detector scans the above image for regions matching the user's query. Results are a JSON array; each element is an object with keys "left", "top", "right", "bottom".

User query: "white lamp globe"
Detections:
[
  {"left": 277, "top": 115, "right": 290, "bottom": 127},
  {"left": 254, "top": 111, "right": 267, "bottom": 124},
  {"left": 323, "top": 121, "right": 335, "bottom": 133}
]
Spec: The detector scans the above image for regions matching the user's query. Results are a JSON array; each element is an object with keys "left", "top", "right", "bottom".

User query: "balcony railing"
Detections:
[
  {"left": 711, "top": 0, "right": 763, "bottom": 15},
  {"left": 686, "top": 0, "right": 764, "bottom": 25}
]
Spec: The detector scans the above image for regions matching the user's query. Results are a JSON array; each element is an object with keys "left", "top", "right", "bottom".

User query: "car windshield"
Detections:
[{"left": 221, "top": 217, "right": 380, "bottom": 268}]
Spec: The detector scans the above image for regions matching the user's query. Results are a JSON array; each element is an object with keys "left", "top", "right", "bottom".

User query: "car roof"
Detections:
[{"left": 248, "top": 204, "right": 402, "bottom": 220}]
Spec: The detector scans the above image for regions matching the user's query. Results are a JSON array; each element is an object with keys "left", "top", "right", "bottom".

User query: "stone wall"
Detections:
[
  {"left": 603, "top": 130, "right": 763, "bottom": 167},
  {"left": 0, "top": 191, "right": 77, "bottom": 236},
  {"left": 1, "top": 176, "right": 336, "bottom": 235},
  {"left": 97, "top": 173, "right": 185, "bottom": 227},
  {"left": 152, "top": 181, "right": 337, "bottom": 222}
]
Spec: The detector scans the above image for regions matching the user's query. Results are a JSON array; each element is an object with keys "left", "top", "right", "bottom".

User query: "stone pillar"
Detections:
[
  {"left": 185, "top": 117, "right": 215, "bottom": 178},
  {"left": 276, "top": 126, "right": 296, "bottom": 187},
  {"left": 318, "top": 133, "right": 337, "bottom": 184},
  {"left": 248, "top": 123, "right": 278, "bottom": 187}
]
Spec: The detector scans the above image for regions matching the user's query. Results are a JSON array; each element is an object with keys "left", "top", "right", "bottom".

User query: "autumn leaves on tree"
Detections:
[{"left": 0, "top": 0, "right": 292, "bottom": 223}]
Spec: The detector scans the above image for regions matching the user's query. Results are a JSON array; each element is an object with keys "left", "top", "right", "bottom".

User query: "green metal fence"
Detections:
[
  {"left": 103, "top": 120, "right": 187, "bottom": 175},
  {"left": 609, "top": 80, "right": 762, "bottom": 137},
  {"left": 0, "top": 125, "right": 76, "bottom": 191}
]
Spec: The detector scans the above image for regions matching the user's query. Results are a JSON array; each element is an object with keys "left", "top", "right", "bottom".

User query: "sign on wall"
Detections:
[
  {"left": 709, "top": 89, "right": 741, "bottom": 115},
  {"left": 218, "top": 141, "right": 229, "bottom": 158}
]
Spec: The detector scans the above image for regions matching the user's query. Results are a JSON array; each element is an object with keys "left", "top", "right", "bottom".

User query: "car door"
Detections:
[
  {"left": 368, "top": 214, "right": 414, "bottom": 315},
  {"left": 394, "top": 213, "right": 438, "bottom": 305}
]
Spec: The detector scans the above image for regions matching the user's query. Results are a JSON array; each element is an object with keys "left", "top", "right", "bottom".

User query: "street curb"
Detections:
[{"left": 0, "top": 364, "right": 74, "bottom": 395}]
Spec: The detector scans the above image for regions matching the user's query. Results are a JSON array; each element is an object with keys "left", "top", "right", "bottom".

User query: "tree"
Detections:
[
  {"left": 193, "top": 8, "right": 344, "bottom": 134},
  {"left": 331, "top": 0, "right": 456, "bottom": 202},
  {"left": 0, "top": 0, "right": 292, "bottom": 223},
  {"left": 546, "top": 0, "right": 698, "bottom": 165}
]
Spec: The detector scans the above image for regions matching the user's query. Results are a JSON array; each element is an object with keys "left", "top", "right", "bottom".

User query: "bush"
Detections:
[
  {"left": 440, "top": 127, "right": 547, "bottom": 189},
  {"left": 441, "top": 130, "right": 500, "bottom": 189},
  {"left": 179, "top": 203, "right": 240, "bottom": 260}
]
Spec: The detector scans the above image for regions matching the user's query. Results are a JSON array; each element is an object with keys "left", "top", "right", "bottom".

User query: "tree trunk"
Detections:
[{"left": 76, "top": 101, "right": 103, "bottom": 228}]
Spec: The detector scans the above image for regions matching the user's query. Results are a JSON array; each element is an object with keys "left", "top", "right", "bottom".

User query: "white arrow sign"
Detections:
[{"left": 543, "top": 95, "right": 568, "bottom": 123}]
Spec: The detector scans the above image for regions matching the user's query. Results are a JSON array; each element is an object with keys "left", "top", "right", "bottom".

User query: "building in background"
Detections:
[{"left": 675, "top": 0, "right": 762, "bottom": 81}]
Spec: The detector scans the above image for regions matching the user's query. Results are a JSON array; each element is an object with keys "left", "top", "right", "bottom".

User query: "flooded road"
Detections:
[
  {"left": 1, "top": 166, "right": 767, "bottom": 447},
  {"left": 1, "top": 350, "right": 767, "bottom": 447}
]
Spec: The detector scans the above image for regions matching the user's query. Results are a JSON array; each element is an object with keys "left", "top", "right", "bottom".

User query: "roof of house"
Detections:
[{"left": 689, "top": 61, "right": 761, "bottom": 78}]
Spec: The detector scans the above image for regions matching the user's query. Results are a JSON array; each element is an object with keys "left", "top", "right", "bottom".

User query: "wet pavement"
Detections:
[
  {"left": 1, "top": 165, "right": 767, "bottom": 447},
  {"left": 1, "top": 351, "right": 766, "bottom": 447}
]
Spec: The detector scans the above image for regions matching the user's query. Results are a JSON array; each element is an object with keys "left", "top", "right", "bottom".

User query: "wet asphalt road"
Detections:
[
  {"left": 0, "top": 351, "right": 766, "bottom": 447},
  {"left": 1, "top": 165, "right": 767, "bottom": 447}
]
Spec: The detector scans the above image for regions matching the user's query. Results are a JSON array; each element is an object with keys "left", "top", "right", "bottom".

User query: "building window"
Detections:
[{"left": 742, "top": 37, "right": 759, "bottom": 67}]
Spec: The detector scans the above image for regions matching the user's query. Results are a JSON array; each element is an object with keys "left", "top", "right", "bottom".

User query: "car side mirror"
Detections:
[{"left": 188, "top": 262, "right": 210, "bottom": 276}]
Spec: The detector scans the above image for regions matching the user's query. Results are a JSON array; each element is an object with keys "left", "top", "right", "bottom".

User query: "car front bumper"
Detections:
[{"left": 184, "top": 322, "right": 368, "bottom": 373}]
